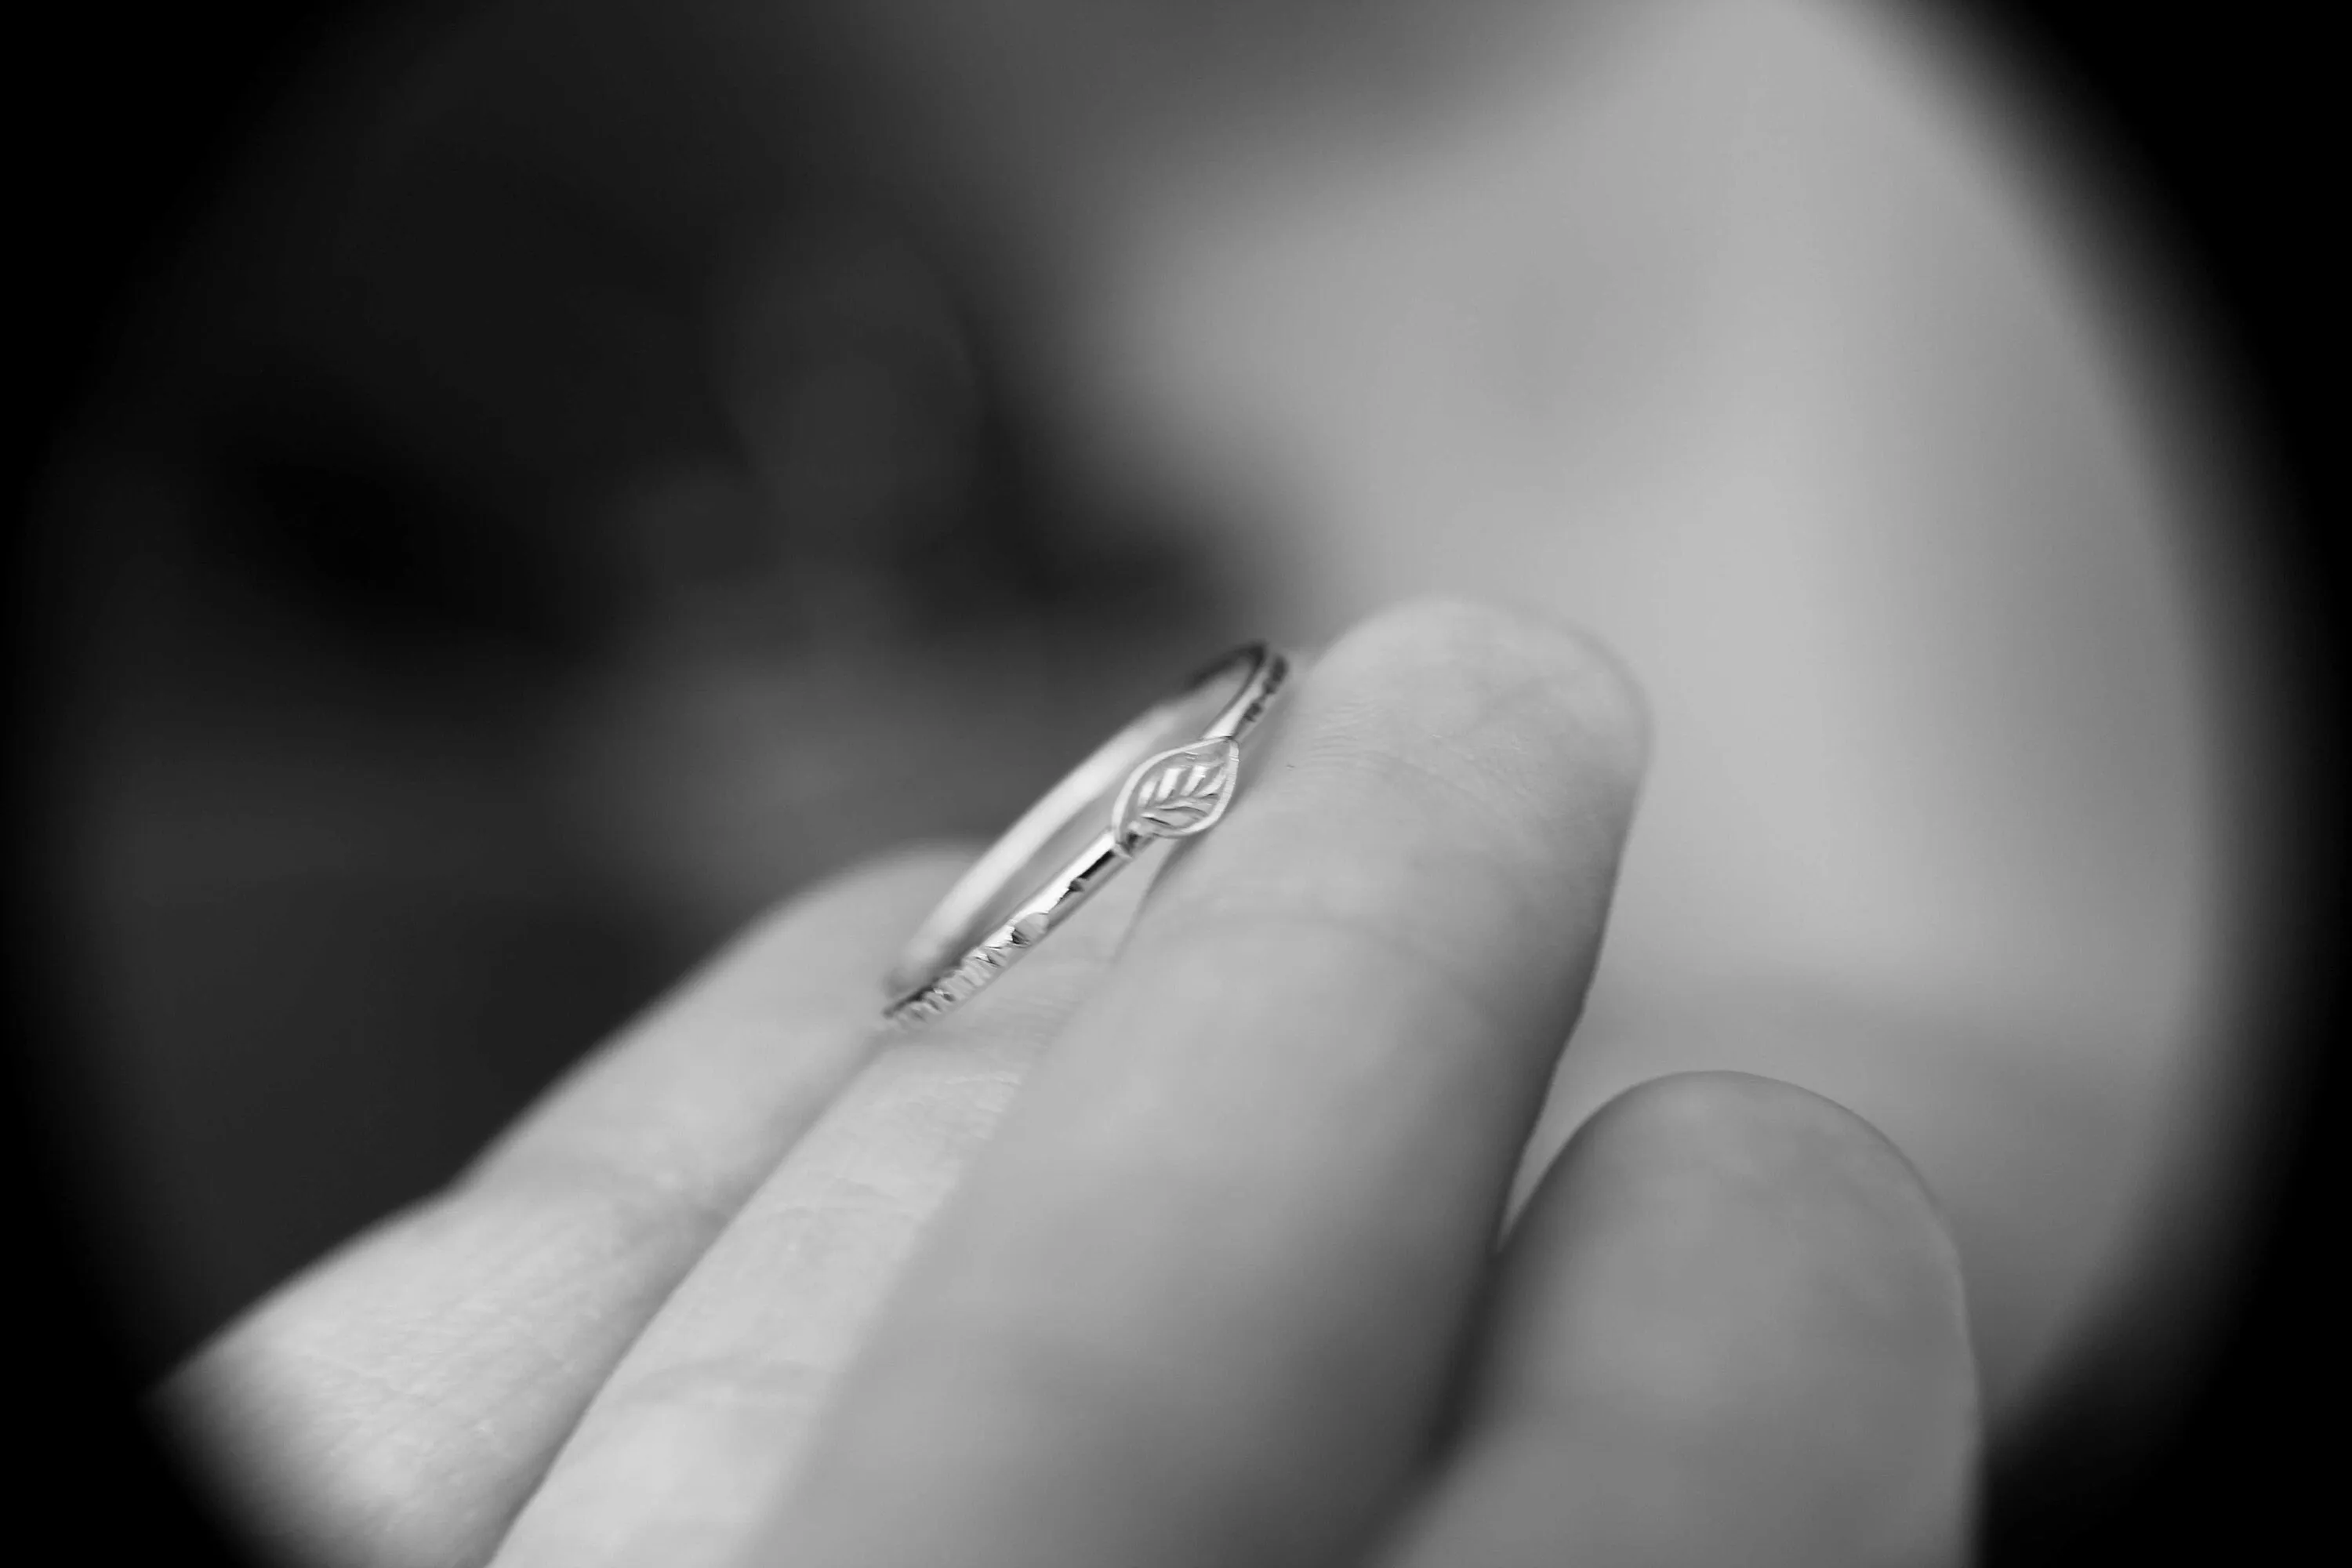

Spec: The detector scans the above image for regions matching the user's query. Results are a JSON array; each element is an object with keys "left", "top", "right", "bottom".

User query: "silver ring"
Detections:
[{"left": 883, "top": 641, "right": 1290, "bottom": 1028}]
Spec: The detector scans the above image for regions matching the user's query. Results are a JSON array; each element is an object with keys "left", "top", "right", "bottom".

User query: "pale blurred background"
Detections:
[{"left": 25, "top": 0, "right": 2303, "bottom": 1555}]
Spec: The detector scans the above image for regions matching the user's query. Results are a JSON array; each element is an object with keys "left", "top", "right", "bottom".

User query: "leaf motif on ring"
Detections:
[{"left": 1112, "top": 738, "right": 1241, "bottom": 848}]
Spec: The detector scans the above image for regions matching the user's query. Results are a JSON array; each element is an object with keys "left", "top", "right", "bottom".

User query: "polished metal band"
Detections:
[{"left": 882, "top": 641, "right": 1290, "bottom": 1027}]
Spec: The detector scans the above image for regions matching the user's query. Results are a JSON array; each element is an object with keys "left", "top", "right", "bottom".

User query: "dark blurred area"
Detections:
[
  {"left": 32, "top": 0, "right": 1252, "bottom": 1370},
  {"left": 6, "top": 1, "right": 2339, "bottom": 1564}
]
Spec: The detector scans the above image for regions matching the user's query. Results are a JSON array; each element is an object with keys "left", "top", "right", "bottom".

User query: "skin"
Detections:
[
  {"left": 70, "top": 0, "right": 2225, "bottom": 1461},
  {"left": 165, "top": 599, "right": 1978, "bottom": 1568}
]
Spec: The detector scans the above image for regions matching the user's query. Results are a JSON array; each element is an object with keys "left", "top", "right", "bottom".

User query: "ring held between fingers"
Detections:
[{"left": 757, "top": 598, "right": 1650, "bottom": 1568}]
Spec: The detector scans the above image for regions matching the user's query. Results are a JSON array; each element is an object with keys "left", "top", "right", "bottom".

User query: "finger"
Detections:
[
  {"left": 1381, "top": 1072, "right": 1978, "bottom": 1568},
  {"left": 763, "top": 597, "right": 1650, "bottom": 1568},
  {"left": 163, "top": 851, "right": 960, "bottom": 1568},
  {"left": 489, "top": 862, "right": 1159, "bottom": 1568}
]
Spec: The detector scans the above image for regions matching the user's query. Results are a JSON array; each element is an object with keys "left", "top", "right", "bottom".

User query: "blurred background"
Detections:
[{"left": 9, "top": 0, "right": 2339, "bottom": 1561}]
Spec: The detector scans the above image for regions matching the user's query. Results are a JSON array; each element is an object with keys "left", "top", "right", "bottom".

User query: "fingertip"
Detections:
[
  {"left": 1432, "top": 1069, "right": 1980, "bottom": 1567},
  {"left": 1314, "top": 596, "right": 1652, "bottom": 800},
  {"left": 1523, "top": 1069, "right": 1979, "bottom": 1425},
  {"left": 1566, "top": 1069, "right": 1972, "bottom": 1332}
]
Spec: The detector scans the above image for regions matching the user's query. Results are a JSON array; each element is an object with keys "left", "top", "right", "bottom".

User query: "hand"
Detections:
[{"left": 165, "top": 600, "right": 1977, "bottom": 1568}]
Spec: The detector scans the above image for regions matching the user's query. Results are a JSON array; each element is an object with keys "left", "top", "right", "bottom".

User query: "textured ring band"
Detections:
[{"left": 882, "top": 641, "right": 1290, "bottom": 1028}]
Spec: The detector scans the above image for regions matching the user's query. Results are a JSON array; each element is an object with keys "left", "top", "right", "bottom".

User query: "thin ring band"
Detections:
[{"left": 882, "top": 641, "right": 1290, "bottom": 1027}]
